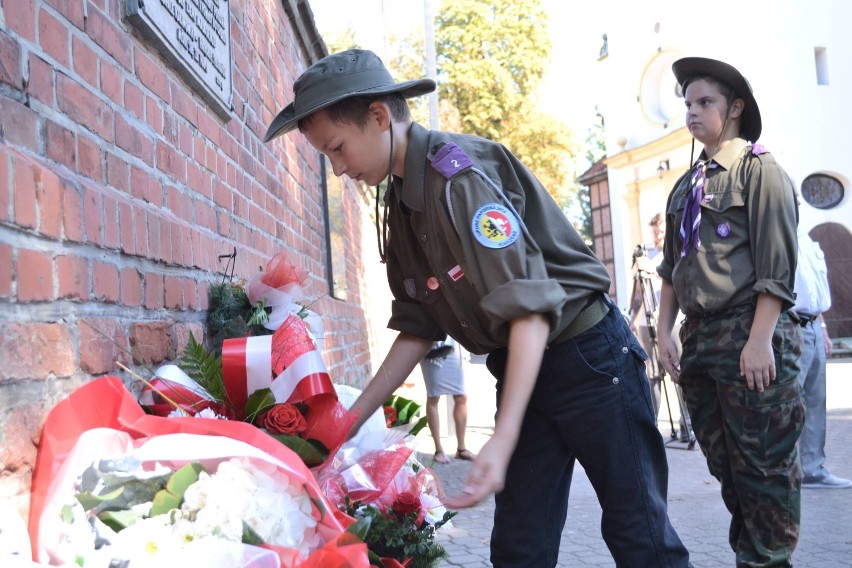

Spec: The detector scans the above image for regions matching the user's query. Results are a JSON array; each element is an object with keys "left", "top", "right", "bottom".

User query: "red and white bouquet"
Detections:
[{"left": 28, "top": 377, "right": 369, "bottom": 567}]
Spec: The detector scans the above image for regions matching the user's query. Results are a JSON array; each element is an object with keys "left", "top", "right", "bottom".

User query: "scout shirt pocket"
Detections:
[{"left": 698, "top": 187, "right": 747, "bottom": 257}]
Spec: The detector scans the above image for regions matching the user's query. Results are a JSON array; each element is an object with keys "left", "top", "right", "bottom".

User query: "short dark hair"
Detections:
[
  {"left": 649, "top": 212, "right": 664, "bottom": 227},
  {"left": 298, "top": 92, "right": 410, "bottom": 132},
  {"left": 682, "top": 74, "right": 737, "bottom": 104}
]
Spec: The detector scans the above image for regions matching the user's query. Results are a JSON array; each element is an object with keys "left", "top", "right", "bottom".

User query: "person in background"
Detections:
[
  {"left": 793, "top": 225, "right": 851, "bottom": 489},
  {"left": 656, "top": 57, "right": 803, "bottom": 567},
  {"left": 631, "top": 213, "right": 692, "bottom": 442},
  {"left": 420, "top": 339, "right": 475, "bottom": 464}
]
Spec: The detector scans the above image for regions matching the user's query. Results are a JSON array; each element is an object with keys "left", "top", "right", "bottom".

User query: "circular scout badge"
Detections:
[
  {"left": 716, "top": 222, "right": 731, "bottom": 238},
  {"left": 471, "top": 203, "right": 519, "bottom": 249}
]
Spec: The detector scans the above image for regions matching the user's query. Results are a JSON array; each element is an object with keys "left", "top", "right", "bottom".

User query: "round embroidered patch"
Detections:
[
  {"left": 716, "top": 223, "right": 731, "bottom": 238},
  {"left": 471, "top": 203, "right": 519, "bottom": 249}
]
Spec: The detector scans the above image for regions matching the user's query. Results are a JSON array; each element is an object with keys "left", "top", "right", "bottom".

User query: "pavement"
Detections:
[{"left": 412, "top": 357, "right": 852, "bottom": 567}]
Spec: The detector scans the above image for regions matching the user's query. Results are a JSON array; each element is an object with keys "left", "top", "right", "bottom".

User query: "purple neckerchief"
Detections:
[{"left": 679, "top": 160, "right": 718, "bottom": 257}]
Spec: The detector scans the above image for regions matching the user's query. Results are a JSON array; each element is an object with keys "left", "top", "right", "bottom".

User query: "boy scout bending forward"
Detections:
[
  {"left": 265, "top": 49, "right": 691, "bottom": 567},
  {"left": 657, "top": 57, "right": 803, "bottom": 567}
]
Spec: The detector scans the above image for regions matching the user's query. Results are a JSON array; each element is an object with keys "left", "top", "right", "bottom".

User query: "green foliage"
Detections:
[
  {"left": 150, "top": 462, "right": 206, "bottom": 517},
  {"left": 180, "top": 333, "right": 226, "bottom": 403},
  {"left": 384, "top": 394, "right": 428, "bottom": 436},
  {"left": 434, "top": 0, "right": 576, "bottom": 206},
  {"left": 206, "top": 282, "right": 270, "bottom": 355}
]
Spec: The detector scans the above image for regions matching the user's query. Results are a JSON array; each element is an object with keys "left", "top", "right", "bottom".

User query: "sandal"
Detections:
[
  {"left": 433, "top": 451, "right": 450, "bottom": 464},
  {"left": 456, "top": 448, "right": 476, "bottom": 461}
]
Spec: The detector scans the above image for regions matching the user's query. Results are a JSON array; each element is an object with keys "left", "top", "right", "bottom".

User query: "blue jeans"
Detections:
[
  {"left": 486, "top": 300, "right": 690, "bottom": 567},
  {"left": 798, "top": 319, "right": 828, "bottom": 480}
]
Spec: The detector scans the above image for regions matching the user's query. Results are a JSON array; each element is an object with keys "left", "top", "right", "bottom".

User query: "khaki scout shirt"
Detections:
[
  {"left": 657, "top": 137, "right": 797, "bottom": 317},
  {"left": 384, "top": 122, "right": 611, "bottom": 355}
]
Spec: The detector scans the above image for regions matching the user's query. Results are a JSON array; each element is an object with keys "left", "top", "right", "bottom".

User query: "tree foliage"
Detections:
[{"left": 434, "top": 0, "right": 576, "bottom": 204}]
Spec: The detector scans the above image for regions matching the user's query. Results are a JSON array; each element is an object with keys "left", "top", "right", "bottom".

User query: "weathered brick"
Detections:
[
  {"left": 45, "top": 0, "right": 86, "bottom": 30},
  {"left": 0, "top": 96, "right": 39, "bottom": 152},
  {"left": 118, "top": 201, "right": 135, "bottom": 255},
  {"left": 102, "top": 194, "right": 119, "bottom": 249},
  {"left": 0, "top": 405, "right": 41, "bottom": 474},
  {"left": 82, "top": 186, "right": 102, "bottom": 245},
  {"left": 106, "top": 151, "right": 130, "bottom": 193},
  {"left": 72, "top": 35, "right": 98, "bottom": 87},
  {"left": 124, "top": 80, "right": 144, "bottom": 119},
  {"left": 61, "top": 180, "right": 84, "bottom": 242},
  {"left": 134, "top": 207, "right": 148, "bottom": 257},
  {"left": 92, "top": 260, "right": 119, "bottom": 302},
  {"left": 0, "top": 151, "right": 8, "bottom": 222},
  {"left": 182, "top": 277, "right": 197, "bottom": 309},
  {"left": 147, "top": 210, "right": 161, "bottom": 261},
  {"left": 115, "top": 113, "right": 154, "bottom": 166},
  {"left": 120, "top": 266, "right": 142, "bottom": 306},
  {"left": 56, "top": 74, "right": 113, "bottom": 141},
  {"left": 79, "top": 318, "right": 130, "bottom": 374},
  {"left": 77, "top": 135, "right": 103, "bottom": 180},
  {"left": 136, "top": 50, "right": 170, "bottom": 102},
  {"left": 0, "top": 243, "right": 12, "bottom": 297},
  {"left": 12, "top": 157, "right": 37, "bottom": 229},
  {"left": 129, "top": 321, "right": 173, "bottom": 365},
  {"left": 36, "top": 164, "right": 63, "bottom": 239},
  {"left": 146, "top": 95, "right": 164, "bottom": 135},
  {"left": 16, "top": 249, "right": 53, "bottom": 302},
  {"left": 0, "top": 30, "right": 23, "bottom": 89},
  {"left": 144, "top": 271, "right": 164, "bottom": 309},
  {"left": 86, "top": 4, "right": 131, "bottom": 70},
  {"left": 0, "top": 323, "right": 75, "bottom": 380},
  {"left": 173, "top": 322, "right": 204, "bottom": 355},
  {"left": 100, "top": 60, "right": 122, "bottom": 106},
  {"left": 164, "top": 275, "right": 182, "bottom": 309},
  {"left": 4, "top": 0, "right": 36, "bottom": 43},
  {"left": 44, "top": 119, "right": 76, "bottom": 171},
  {"left": 196, "top": 281, "right": 210, "bottom": 311},
  {"left": 56, "top": 254, "right": 89, "bottom": 300}
]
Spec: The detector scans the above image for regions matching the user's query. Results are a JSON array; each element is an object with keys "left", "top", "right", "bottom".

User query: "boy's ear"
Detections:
[
  {"left": 730, "top": 97, "right": 745, "bottom": 119},
  {"left": 368, "top": 101, "right": 391, "bottom": 130}
]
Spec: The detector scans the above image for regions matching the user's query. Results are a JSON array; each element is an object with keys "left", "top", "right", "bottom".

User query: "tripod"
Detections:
[{"left": 629, "top": 258, "right": 696, "bottom": 449}]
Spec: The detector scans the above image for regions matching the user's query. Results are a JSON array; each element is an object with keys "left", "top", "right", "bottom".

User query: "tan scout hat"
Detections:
[{"left": 264, "top": 49, "right": 436, "bottom": 142}]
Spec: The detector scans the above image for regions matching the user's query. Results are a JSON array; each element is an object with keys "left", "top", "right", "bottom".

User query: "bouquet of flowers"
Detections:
[
  {"left": 28, "top": 377, "right": 369, "bottom": 567},
  {"left": 341, "top": 457, "right": 455, "bottom": 568},
  {"left": 137, "top": 250, "right": 356, "bottom": 470},
  {"left": 320, "top": 388, "right": 454, "bottom": 568}
]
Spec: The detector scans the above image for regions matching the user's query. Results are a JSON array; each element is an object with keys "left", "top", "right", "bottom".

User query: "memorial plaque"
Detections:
[{"left": 127, "top": 0, "right": 233, "bottom": 119}]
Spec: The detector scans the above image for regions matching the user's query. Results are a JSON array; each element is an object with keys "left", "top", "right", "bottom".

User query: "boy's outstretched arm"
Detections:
[
  {"left": 740, "top": 293, "right": 782, "bottom": 392},
  {"left": 347, "top": 332, "right": 433, "bottom": 438},
  {"left": 657, "top": 279, "right": 682, "bottom": 382},
  {"left": 443, "top": 312, "right": 549, "bottom": 509}
]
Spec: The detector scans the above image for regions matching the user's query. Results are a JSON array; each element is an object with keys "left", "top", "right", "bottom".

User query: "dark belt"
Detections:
[
  {"left": 796, "top": 312, "right": 819, "bottom": 327},
  {"left": 553, "top": 295, "right": 609, "bottom": 344}
]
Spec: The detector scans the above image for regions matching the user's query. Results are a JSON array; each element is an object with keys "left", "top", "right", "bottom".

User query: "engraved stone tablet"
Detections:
[{"left": 127, "top": 0, "right": 233, "bottom": 119}]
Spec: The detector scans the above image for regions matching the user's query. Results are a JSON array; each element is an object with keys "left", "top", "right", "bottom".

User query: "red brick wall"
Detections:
[{"left": 0, "top": 0, "right": 374, "bottom": 520}]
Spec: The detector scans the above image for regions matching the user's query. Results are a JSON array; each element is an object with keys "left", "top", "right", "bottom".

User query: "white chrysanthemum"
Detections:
[
  {"left": 181, "top": 458, "right": 319, "bottom": 556},
  {"left": 167, "top": 408, "right": 190, "bottom": 418},
  {"left": 195, "top": 407, "right": 226, "bottom": 420}
]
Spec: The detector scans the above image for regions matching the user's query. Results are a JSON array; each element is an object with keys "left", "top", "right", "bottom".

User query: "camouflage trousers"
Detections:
[{"left": 679, "top": 305, "right": 804, "bottom": 567}]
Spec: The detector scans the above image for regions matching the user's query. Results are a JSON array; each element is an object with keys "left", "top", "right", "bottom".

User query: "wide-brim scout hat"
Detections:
[
  {"left": 672, "top": 56, "right": 762, "bottom": 142},
  {"left": 264, "top": 49, "right": 436, "bottom": 142}
]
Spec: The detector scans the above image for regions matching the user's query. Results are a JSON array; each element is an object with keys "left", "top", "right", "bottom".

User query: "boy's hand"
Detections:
[
  {"left": 658, "top": 333, "right": 681, "bottom": 383},
  {"left": 442, "top": 434, "right": 514, "bottom": 509},
  {"left": 740, "top": 338, "right": 775, "bottom": 392}
]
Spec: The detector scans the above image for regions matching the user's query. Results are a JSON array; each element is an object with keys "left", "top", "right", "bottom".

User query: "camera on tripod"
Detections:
[{"left": 633, "top": 243, "right": 648, "bottom": 260}]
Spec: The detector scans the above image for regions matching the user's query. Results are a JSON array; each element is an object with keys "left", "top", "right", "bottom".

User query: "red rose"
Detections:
[
  {"left": 259, "top": 403, "right": 307, "bottom": 436},
  {"left": 391, "top": 491, "right": 423, "bottom": 521}
]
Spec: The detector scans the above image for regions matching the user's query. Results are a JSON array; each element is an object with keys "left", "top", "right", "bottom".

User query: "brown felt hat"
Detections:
[
  {"left": 673, "top": 57, "right": 762, "bottom": 142},
  {"left": 264, "top": 49, "right": 436, "bottom": 142}
]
